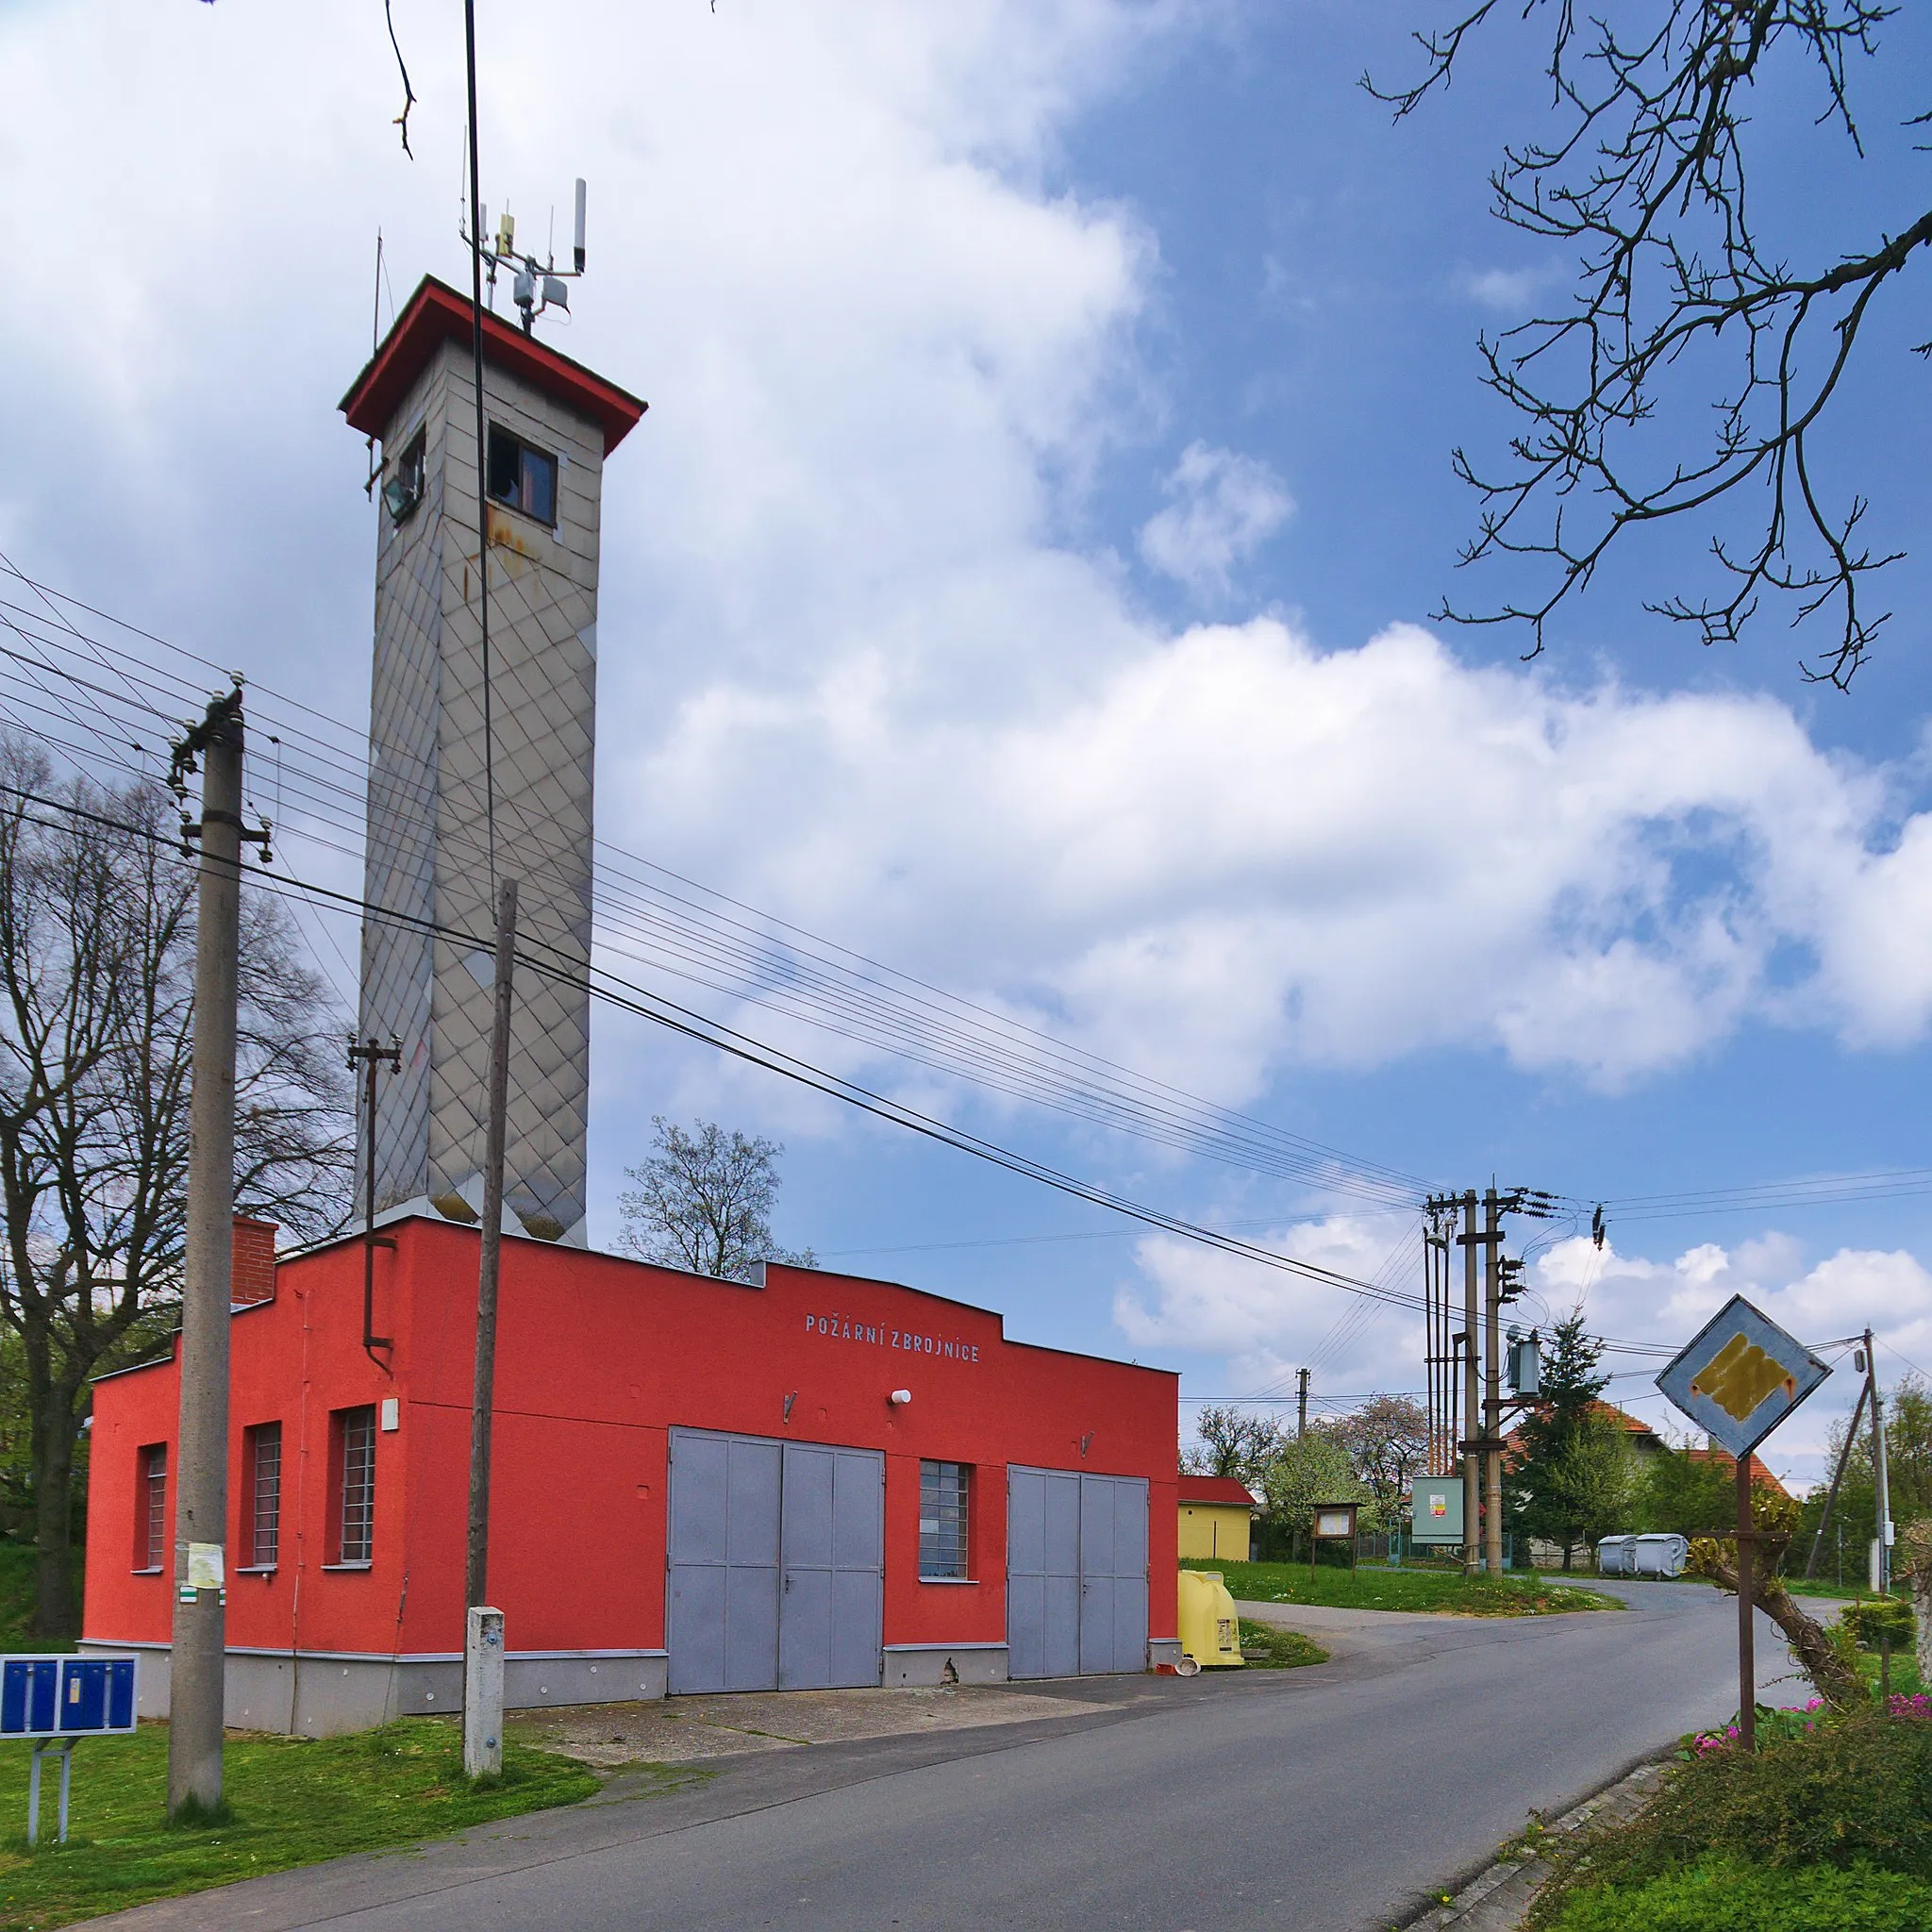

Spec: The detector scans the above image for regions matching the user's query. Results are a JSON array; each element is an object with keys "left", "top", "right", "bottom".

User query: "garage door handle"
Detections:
[{"left": 784, "top": 1573, "right": 791, "bottom": 1593}]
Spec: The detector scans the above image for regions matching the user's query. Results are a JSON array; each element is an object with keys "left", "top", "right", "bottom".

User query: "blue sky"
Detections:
[{"left": 5, "top": 1, "right": 1930, "bottom": 1489}]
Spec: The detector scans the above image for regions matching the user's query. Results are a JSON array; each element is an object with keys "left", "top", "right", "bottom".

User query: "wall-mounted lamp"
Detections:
[{"left": 889, "top": 1390, "right": 912, "bottom": 1407}]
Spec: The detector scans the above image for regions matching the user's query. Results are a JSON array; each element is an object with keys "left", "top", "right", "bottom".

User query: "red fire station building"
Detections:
[{"left": 81, "top": 1217, "right": 1180, "bottom": 1734}]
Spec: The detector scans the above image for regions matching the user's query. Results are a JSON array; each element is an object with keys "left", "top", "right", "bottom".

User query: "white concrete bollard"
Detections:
[{"left": 463, "top": 1606, "right": 505, "bottom": 1780}]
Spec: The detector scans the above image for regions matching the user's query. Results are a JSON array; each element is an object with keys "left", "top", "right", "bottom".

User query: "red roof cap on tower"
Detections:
[{"left": 339, "top": 275, "right": 647, "bottom": 453}]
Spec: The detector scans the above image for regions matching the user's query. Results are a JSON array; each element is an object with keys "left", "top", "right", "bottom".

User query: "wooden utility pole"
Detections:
[
  {"left": 1296, "top": 1367, "right": 1309, "bottom": 1441},
  {"left": 1483, "top": 1188, "right": 1505, "bottom": 1577},
  {"left": 1460, "top": 1191, "right": 1480, "bottom": 1577},
  {"left": 1804, "top": 1330, "right": 1873, "bottom": 1580},
  {"left": 464, "top": 877, "right": 517, "bottom": 1779},
  {"left": 167, "top": 690, "right": 260, "bottom": 1817}
]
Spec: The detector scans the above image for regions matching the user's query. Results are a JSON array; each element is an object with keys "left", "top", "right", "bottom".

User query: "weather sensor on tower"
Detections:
[{"left": 464, "top": 176, "right": 590, "bottom": 335}]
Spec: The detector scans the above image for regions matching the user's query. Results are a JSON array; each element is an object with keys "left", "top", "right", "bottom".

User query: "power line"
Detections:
[
  {"left": 0, "top": 559, "right": 1428, "bottom": 1208},
  {"left": 0, "top": 774, "right": 1436, "bottom": 1321}
]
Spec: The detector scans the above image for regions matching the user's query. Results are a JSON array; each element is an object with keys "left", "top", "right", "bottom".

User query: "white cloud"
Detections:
[
  {"left": 1116, "top": 1212, "right": 1419, "bottom": 1398},
  {"left": 631, "top": 609, "right": 1932, "bottom": 1099},
  {"left": 12, "top": 0, "right": 1932, "bottom": 1136},
  {"left": 1531, "top": 1233, "right": 1932, "bottom": 1487},
  {"left": 1138, "top": 441, "right": 1293, "bottom": 594},
  {"left": 1457, "top": 261, "right": 1566, "bottom": 313},
  {"left": 1145, "top": 1221, "right": 1932, "bottom": 1490}
]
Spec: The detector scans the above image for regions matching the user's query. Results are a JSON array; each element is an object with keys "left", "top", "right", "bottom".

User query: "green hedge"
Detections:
[
  {"left": 1548, "top": 1857, "right": 1932, "bottom": 1931},
  {"left": 1525, "top": 1707, "right": 1932, "bottom": 1928},
  {"left": 1846, "top": 1595, "right": 1917, "bottom": 1652}
]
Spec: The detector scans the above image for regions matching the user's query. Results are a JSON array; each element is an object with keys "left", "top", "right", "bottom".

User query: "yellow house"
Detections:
[{"left": 1177, "top": 1474, "right": 1258, "bottom": 1562}]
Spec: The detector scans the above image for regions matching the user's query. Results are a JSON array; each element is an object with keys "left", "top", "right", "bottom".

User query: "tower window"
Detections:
[
  {"left": 383, "top": 429, "right": 425, "bottom": 524},
  {"left": 487, "top": 425, "right": 558, "bottom": 526}
]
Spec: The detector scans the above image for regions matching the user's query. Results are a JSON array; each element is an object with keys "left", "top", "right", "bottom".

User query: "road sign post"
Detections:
[{"left": 1657, "top": 1297, "right": 1829, "bottom": 1752}]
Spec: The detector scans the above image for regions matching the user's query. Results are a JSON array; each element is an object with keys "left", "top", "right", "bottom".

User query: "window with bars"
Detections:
[
  {"left": 335, "top": 1407, "right": 376, "bottom": 1566},
  {"left": 919, "top": 1460, "right": 971, "bottom": 1580},
  {"left": 246, "top": 1423, "right": 282, "bottom": 1569},
  {"left": 136, "top": 1443, "right": 166, "bottom": 1571}
]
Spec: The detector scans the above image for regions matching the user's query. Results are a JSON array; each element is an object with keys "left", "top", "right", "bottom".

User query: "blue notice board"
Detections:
[{"left": 1, "top": 1657, "right": 137, "bottom": 1739}]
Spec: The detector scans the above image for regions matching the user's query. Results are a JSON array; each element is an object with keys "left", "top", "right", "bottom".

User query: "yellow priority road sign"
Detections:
[{"left": 1656, "top": 1295, "right": 1830, "bottom": 1460}]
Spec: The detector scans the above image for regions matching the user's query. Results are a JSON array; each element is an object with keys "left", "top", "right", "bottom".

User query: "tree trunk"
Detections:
[
  {"left": 1902, "top": 1523, "right": 1932, "bottom": 1690},
  {"left": 33, "top": 1395, "right": 76, "bottom": 1641},
  {"left": 1560, "top": 1540, "right": 1574, "bottom": 1572},
  {"left": 1691, "top": 1540, "right": 1863, "bottom": 1712}
]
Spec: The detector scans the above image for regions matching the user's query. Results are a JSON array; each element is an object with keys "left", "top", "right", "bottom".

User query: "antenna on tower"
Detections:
[{"left": 458, "top": 172, "right": 591, "bottom": 336}]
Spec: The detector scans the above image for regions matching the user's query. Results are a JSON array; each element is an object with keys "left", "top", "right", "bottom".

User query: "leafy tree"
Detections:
[
  {"left": 1537, "top": 1415, "right": 1637, "bottom": 1563},
  {"left": 1885, "top": 1377, "right": 1932, "bottom": 1524},
  {"left": 1376, "top": 2, "right": 1928, "bottom": 684},
  {"left": 1327, "top": 1392, "right": 1429, "bottom": 1524},
  {"left": 0, "top": 748, "right": 351, "bottom": 1638},
  {"left": 1797, "top": 1374, "right": 1932, "bottom": 1577},
  {"left": 1507, "top": 1309, "right": 1622, "bottom": 1568},
  {"left": 618, "top": 1116, "right": 814, "bottom": 1283},
  {"left": 1636, "top": 1441, "right": 1738, "bottom": 1539},
  {"left": 1182, "top": 1405, "right": 1279, "bottom": 1484},
  {"left": 1260, "top": 1429, "right": 1380, "bottom": 1538}
]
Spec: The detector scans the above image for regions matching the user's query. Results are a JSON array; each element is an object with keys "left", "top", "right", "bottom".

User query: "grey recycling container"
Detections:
[
  {"left": 1596, "top": 1535, "right": 1637, "bottom": 1575},
  {"left": 1632, "top": 1533, "right": 1689, "bottom": 1577}
]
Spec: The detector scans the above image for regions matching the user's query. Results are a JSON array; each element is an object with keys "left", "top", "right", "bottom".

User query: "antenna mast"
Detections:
[{"left": 459, "top": 174, "right": 591, "bottom": 337}]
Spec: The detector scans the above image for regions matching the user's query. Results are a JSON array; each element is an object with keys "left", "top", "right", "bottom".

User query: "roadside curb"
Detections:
[{"left": 1396, "top": 1756, "right": 1670, "bottom": 1931}]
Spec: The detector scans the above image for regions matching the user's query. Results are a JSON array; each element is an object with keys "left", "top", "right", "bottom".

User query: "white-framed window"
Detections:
[
  {"left": 247, "top": 1422, "right": 282, "bottom": 1569},
  {"left": 137, "top": 1442, "right": 167, "bottom": 1571},
  {"left": 919, "top": 1460, "right": 971, "bottom": 1579},
  {"left": 336, "top": 1406, "right": 376, "bottom": 1565}
]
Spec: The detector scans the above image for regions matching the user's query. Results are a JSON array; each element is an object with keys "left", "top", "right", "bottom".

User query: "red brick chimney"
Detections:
[{"left": 231, "top": 1215, "right": 279, "bottom": 1306}]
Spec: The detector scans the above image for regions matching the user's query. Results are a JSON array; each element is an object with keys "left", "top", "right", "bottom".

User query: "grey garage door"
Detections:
[
  {"left": 1007, "top": 1468, "right": 1148, "bottom": 1679},
  {"left": 667, "top": 1429, "right": 883, "bottom": 1695}
]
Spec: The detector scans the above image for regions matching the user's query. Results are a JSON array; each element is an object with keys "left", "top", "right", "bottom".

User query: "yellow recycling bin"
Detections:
[{"left": 1176, "top": 1569, "right": 1245, "bottom": 1670}]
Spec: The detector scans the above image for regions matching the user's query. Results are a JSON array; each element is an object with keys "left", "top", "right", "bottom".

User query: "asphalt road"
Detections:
[{"left": 101, "top": 1580, "right": 1814, "bottom": 1932}]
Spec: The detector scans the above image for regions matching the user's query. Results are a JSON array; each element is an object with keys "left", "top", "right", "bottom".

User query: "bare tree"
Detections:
[
  {"left": 1182, "top": 1405, "right": 1280, "bottom": 1484},
  {"left": 0, "top": 746, "right": 351, "bottom": 1638},
  {"left": 618, "top": 1116, "right": 814, "bottom": 1283},
  {"left": 1374, "top": 2, "right": 1927, "bottom": 685}
]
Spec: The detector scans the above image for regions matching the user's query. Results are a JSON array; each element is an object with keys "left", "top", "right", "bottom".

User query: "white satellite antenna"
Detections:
[{"left": 458, "top": 175, "right": 590, "bottom": 337}]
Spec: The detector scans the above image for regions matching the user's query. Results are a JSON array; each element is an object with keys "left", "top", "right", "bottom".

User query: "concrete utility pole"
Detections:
[
  {"left": 1460, "top": 1191, "right": 1480, "bottom": 1577},
  {"left": 1297, "top": 1367, "right": 1309, "bottom": 1441},
  {"left": 1483, "top": 1189, "right": 1505, "bottom": 1578},
  {"left": 167, "top": 690, "right": 258, "bottom": 1817},
  {"left": 464, "top": 876, "right": 517, "bottom": 1780},
  {"left": 1873, "top": 1356, "right": 1892, "bottom": 1594}
]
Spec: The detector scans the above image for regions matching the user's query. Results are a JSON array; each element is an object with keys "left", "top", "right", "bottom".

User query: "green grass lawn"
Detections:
[
  {"left": 1235, "top": 1619, "right": 1327, "bottom": 1668},
  {"left": 0, "top": 1718, "right": 630, "bottom": 1932},
  {"left": 1186, "top": 1558, "right": 1623, "bottom": 1615},
  {"left": 1545, "top": 1856, "right": 1932, "bottom": 1931}
]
